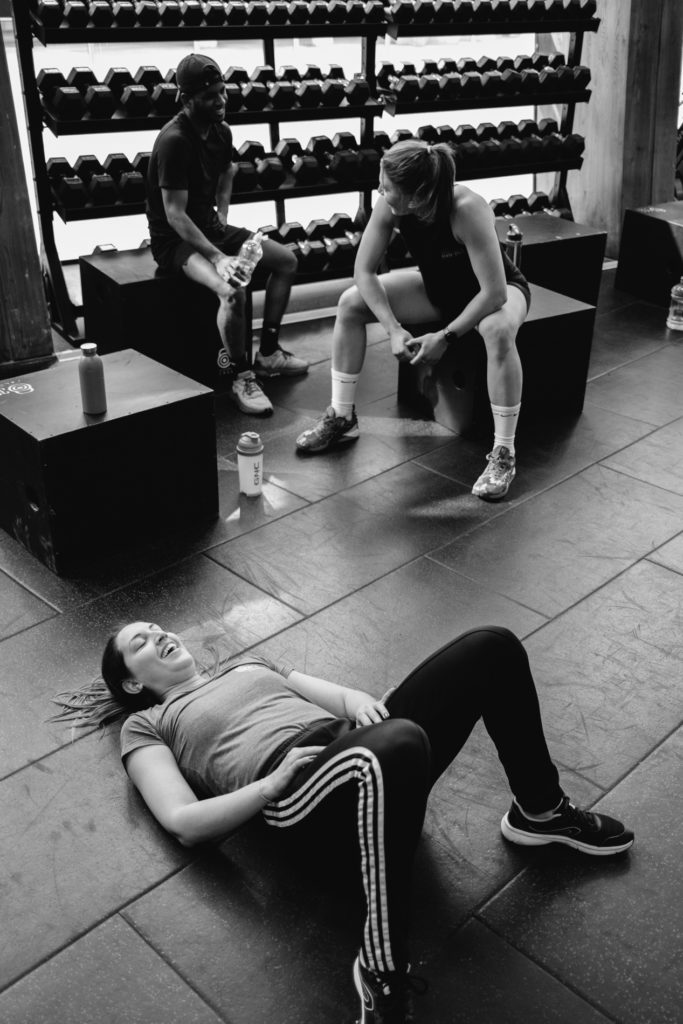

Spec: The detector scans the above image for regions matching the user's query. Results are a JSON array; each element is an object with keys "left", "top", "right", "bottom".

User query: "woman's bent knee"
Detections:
[{"left": 338, "top": 285, "right": 371, "bottom": 322}]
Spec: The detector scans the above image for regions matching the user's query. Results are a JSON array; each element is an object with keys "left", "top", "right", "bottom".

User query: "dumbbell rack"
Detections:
[{"left": 11, "top": 0, "right": 599, "bottom": 343}]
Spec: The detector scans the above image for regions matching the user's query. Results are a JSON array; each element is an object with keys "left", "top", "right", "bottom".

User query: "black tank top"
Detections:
[{"left": 397, "top": 209, "right": 529, "bottom": 315}]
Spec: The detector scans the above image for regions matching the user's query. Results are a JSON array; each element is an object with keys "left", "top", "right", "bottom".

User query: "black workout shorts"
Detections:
[{"left": 150, "top": 222, "right": 251, "bottom": 276}]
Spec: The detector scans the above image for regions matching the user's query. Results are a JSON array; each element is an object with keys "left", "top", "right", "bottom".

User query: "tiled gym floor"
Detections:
[{"left": 1, "top": 267, "right": 682, "bottom": 1024}]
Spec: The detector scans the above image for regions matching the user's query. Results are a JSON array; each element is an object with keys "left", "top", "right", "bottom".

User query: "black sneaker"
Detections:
[
  {"left": 295, "top": 405, "right": 359, "bottom": 454},
  {"left": 501, "top": 796, "right": 634, "bottom": 855},
  {"left": 353, "top": 957, "right": 425, "bottom": 1024}
]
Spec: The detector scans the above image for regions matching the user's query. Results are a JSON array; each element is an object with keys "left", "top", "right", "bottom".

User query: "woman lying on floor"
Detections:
[{"left": 54, "top": 623, "right": 633, "bottom": 1024}]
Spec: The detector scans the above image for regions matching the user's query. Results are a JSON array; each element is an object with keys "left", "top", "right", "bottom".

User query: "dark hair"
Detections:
[
  {"left": 101, "top": 631, "right": 158, "bottom": 713},
  {"left": 381, "top": 139, "right": 456, "bottom": 223}
]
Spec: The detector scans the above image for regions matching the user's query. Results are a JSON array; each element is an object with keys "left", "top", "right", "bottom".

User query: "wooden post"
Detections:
[
  {"left": 0, "top": 18, "right": 53, "bottom": 372},
  {"left": 538, "top": 0, "right": 683, "bottom": 257}
]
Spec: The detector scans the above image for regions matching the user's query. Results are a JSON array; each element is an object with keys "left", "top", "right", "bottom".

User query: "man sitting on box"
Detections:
[{"left": 146, "top": 53, "right": 307, "bottom": 415}]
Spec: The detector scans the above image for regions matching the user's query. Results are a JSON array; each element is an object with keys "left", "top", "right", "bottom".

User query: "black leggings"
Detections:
[{"left": 262, "top": 626, "right": 563, "bottom": 976}]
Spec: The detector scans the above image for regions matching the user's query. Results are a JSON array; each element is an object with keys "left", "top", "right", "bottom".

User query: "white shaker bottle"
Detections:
[{"left": 236, "top": 431, "right": 264, "bottom": 496}]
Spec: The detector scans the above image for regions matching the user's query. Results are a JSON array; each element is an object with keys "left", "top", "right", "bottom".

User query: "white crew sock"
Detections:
[
  {"left": 491, "top": 402, "right": 521, "bottom": 455},
  {"left": 331, "top": 368, "right": 360, "bottom": 419}
]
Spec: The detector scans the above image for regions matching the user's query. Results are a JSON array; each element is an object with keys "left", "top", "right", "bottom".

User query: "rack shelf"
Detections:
[{"left": 380, "top": 90, "right": 591, "bottom": 117}]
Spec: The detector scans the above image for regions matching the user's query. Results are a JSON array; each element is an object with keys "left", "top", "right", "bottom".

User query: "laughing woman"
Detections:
[{"left": 54, "top": 623, "right": 633, "bottom": 1024}]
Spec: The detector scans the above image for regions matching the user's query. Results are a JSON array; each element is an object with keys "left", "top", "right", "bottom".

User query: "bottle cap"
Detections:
[
  {"left": 80, "top": 342, "right": 98, "bottom": 356},
  {"left": 236, "top": 431, "right": 264, "bottom": 455}
]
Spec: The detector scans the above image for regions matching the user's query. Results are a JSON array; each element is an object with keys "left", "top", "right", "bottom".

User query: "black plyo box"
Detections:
[
  {"left": 0, "top": 350, "right": 218, "bottom": 575},
  {"left": 398, "top": 283, "right": 596, "bottom": 437},
  {"left": 615, "top": 201, "right": 683, "bottom": 306},
  {"left": 495, "top": 213, "right": 607, "bottom": 306}
]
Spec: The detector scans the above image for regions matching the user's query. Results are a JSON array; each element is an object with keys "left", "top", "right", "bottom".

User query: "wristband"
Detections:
[{"left": 442, "top": 327, "right": 457, "bottom": 344}]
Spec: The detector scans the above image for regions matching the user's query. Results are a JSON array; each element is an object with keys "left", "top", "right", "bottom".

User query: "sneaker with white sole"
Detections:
[
  {"left": 501, "top": 796, "right": 634, "bottom": 856},
  {"left": 472, "top": 445, "right": 516, "bottom": 500},
  {"left": 295, "top": 405, "right": 359, "bottom": 453},
  {"left": 231, "top": 371, "right": 273, "bottom": 416},
  {"left": 254, "top": 347, "right": 309, "bottom": 378}
]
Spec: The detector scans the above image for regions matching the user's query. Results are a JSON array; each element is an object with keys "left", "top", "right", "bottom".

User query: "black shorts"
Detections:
[
  {"left": 424, "top": 264, "right": 532, "bottom": 320},
  {"left": 151, "top": 222, "right": 251, "bottom": 275}
]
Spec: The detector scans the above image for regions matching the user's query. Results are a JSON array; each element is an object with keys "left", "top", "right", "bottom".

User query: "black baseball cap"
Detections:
[{"left": 176, "top": 54, "right": 223, "bottom": 96}]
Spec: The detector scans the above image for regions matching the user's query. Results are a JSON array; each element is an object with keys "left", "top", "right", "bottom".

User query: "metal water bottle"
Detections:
[
  {"left": 227, "top": 231, "right": 264, "bottom": 289},
  {"left": 236, "top": 431, "right": 264, "bottom": 496},
  {"left": 79, "top": 342, "right": 107, "bottom": 414},
  {"left": 666, "top": 276, "right": 683, "bottom": 330},
  {"left": 505, "top": 224, "right": 523, "bottom": 268}
]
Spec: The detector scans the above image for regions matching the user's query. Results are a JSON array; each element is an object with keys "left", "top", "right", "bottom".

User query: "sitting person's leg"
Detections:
[
  {"left": 296, "top": 269, "right": 441, "bottom": 453},
  {"left": 252, "top": 240, "right": 308, "bottom": 378},
  {"left": 385, "top": 625, "right": 634, "bottom": 854},
  {"left": 471, "top": 284, "right": 527, "bottom": 501},
  {"left": 182, "top": 247, "right": 272, "bottom": 415}
]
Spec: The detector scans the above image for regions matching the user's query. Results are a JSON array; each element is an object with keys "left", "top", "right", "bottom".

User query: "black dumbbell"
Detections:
[
  {"left": 74, "top": 154, "right": 105, "bottom": 182},
  {"left": 451, "top": 0, "right": 475, "bottom": 17},
  {"left": 105, "top": 68, "right": 134, "bottom": 99},
  {"left": 256, "top": 155, "right": 286, "bottom": 189},
  {"left": 266, "top": 1, "right": 289, "bottom": 22},
  {"left": 306, "top": 135, "right": 335, "bottom": 166},
  {"left": 237, "top": 140, "right": 266, "bottom": 163},
  {"left": 63, "top": 1, "right": 90, "bottom": 26},
  {"left": 327, "top": 149, "right": 361, "bottom": 183},
  {"left": 357, "top": 147, "right": 380, "bottom": 183},
  {"left": 371, "top": 130, "right": 392, "bottom": 154},
  {"left": 416, "top": 124, "right": 439, "bottom": 144},
  {"left": 507, "top": 0, "right": 533, "bottom": 18},
  {"left": 46, "top": 157, "right": 75, "bottom": 181},
  {"left": 417, "top": 74, "right": 441, "bottom": 101},
  {"left": 306, "top": 217, "right": 335, "bottom": 241},
  {"left": 432, "top": 0, "right": 457, "bottom": 22},
  {"left": 499, "top": 68, "right": 523, "bottom": 94},
  {"left": 537, "top": 66, "right": 559, "bottom": 91},
  {"left": 320, "top": 79, "right": 345, "bottom": 106},
  {"left": 413, "top": 0, "right": 435, "bottom": 20},
  {"left": 242, "top": 82, "right": 269, "bottom": 110},
  {"left": 392, "top": 75, "right": 420, "bottom": 102},
  {"left": 389, "top": 1, "right": 415, "bottom": 23},
  {"left": 35, "top": 2, "right": 63, "bottom": 28},
  {"left": 279, "top": 221, "right": 307, "bottom": 245},
  {"left": 421, "top": 59, "right": 439, "bottom": 76},
  {"left": 135, "top": 66, "right": 164, "bottom": 92},
  {"left": 67, "top": 67, "right": 99, "bottom": 93},
  {"left": 225, "top": 1, "right": 249, "bottom": 22},
  {"left": 518, "top": 68, "right": 541, "bottom": 93},
  {"left": 470, "top": 0, "right": 492, "bottom": 19},
  {"left": 180, "top": 0, "right": 204, "bottom": 23},
  {"left": 274, "top": 138, "right": 303, "bottom": 167},
  {"left": 256, "top": 224, "right": 281, "bottom": 241},
  {"left": 54, "top": 176, "right": 88, "bottom": 210},
  {"left": 225, "top": 66, "right": 249, "bottom": 86},
  {"left": 121, "top": 84, "right": 152, "bottom": 117},
  {"left": 232, "top": 161, "right": 258, "bottom": 193},
  {"left": 295, "top": 239, "right": 328, "bottom": 273},
  {"left": 562, "top": 133, "right": 585, "bottom": 159},
  {"left": 479, "top": 137, "right": 503, "bottom": 164},
  {"left": 151, "top": 82, "right": 180, "bottom": 114},
  {"left": 433, "top": 73, "right": 458, "bottom": 103},
  {"left": 571, "top": 65, "right": 591, "bottom": 89},
  {"left": 496, "top": 120, "right": 518, "bottom": 140},
  {"left": 158, "top": 0, "right": 183, "bottom": 23},
  {"left": 345, "top": 0, "right": 366, "bottom": 22},
  {"left": 286, "top": 1, "right": 309, "bottom": 23},
  {"left": 118, "top": 170, "right": 147, "bottom": 203},
  {"left": 134, "top": 1, "right": 161, "bottom": 25},
  {"left": 519, "top": 134, "right": 543, "bottom": 165},
  {"left": 83, "top": 84, "right": 116, "bottom": 118},
  {"left": 457, "top": 56, "right": 477, "bottom": 74},
  {"left": 267, "top": 81, "right": 295, "bottom": 109},
  {"left": 499, "top": 135, "right": 524, "bottom": 161},
  {"left": 345, "top": 77, "right": 371, "bottom": 105},
  {"left": 454, "top": 124, "right": 477, "bottom": 144},
  {"left": 327, "top": 64, "right": 346, "bottom": 80},
  {"left": 112, "top": 2, "right": 137, "bottom": 25},
  {"left": 490, "top": 197, "right": 511, "bottom": 217},
  {"left": 295, "top": 80, "right": 323, "bottom": 108},
  {"left": 202, "top": 0, "right": 226, "bottom": 22},
  {"left": 50, "top": 86, "right": 86, "bottom": 119},
  {"left": 291, "top": 154, "right": 322, "bottom": 184},
  {"left": 455, "top": 139, "right": 482, "bottom": 168},
  {"left": 513, "top": 54, "right": 533, "bottom": 71},
  {"left": 476, "top": 122, "right": 498, "bottom": 142},
  {"left": 245, "top": 1, "right": 268, "bottom": 22},
  {"left": 527, "top": 190, "right": 550, "bottom": 213},
  {"left": 436, "top": 125, "right": 457, "bottom": 145},
  {"left": 329, "top": 212, "right": 356, "bottom": 236},
  {"left": 455, "top": 71, "right": 483, "bottom": 97},
  {"left": 390, "top": 128, "right": 413, "bottom": 144},
  {"left": 103, "top": 153, "right": 134, "bottom": 180},
  {"left": 480, "top": 70, "right": 503, "bottom": 95},
  {"left": 88, "top": 173, "right": 119, "bottom": 206},
  {"left": 438, "top": 57, "right": 458, "bottom": 74},
  {"left": 516, "top": 118, "right": 540, "bottom": 138},
  {"left": 37, "top": 69, "right": 67, "bottom": 98},
  {"left": 307, "top": 1, "right": 329, "bottom": 22},
  {"left": 332, "top": 131, "right": 358, "bottom": 151},
  {"left": 325, "top": 236, "right": 356, "bottom": 272},
  {"left": 92, "top": 244, "right": 119, "bottom": 254},
  {"left": 132, "top": 151, "right": 152, "bottom": 178},
  {"left": 495, "top": 56, "right": 515, "bottom": 72},
  {"left": 364, "top": 0, "right": 386, "bottom": 21},
  {"left": 278, "top": 65, "right": 301, "bottom": 83},
  {"left": 537, "top": 117, "right": 559, "bottom": 136},
  {"left": 326, "top": 0, "right": 347, "bottom": 21},
  {"left": 251, "top": 65, "right": 277, "bottom": 85},
  {"left": 507, "top": 194, "right": 529, "bottom": 215},
  {"left": 476, "top": 56, "right": 496, "bottom": 74},
  {"left": 222, "top": 83, "right": 241, "bottom": 111},
  {"left": 89, "top": 1, "right": 115, "bottom": 25}
]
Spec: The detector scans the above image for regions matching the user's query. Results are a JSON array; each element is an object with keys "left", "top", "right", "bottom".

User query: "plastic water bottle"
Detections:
[
  {"left": 505, "top": 224, "right": 523, "bottom": 268},
  {"left": 236, "top": 431, "right": 264, "bottom": 496},
  {"left": 226, "top": 231, "right": 264, "bottom": 288},
  {"left": 666, "top": 276, "right": 683, "bottom": 330},
  {"left": 79, "top": 342, "right": 107, "bottom": 414}
]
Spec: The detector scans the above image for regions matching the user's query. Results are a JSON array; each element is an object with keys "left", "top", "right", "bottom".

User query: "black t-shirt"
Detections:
[{"left": 146, "top": 110, "right": 233, "bottom": 247}]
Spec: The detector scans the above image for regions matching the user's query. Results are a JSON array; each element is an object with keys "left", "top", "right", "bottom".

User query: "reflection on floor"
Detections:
[{"left": 1, "top": 268, "right": 682, "bottom": 1024}]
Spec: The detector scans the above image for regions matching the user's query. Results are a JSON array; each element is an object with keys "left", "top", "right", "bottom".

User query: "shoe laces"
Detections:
[
  {"left": 485, "top": 446, "right": 514, "bottom": 479},
  {"left": 561, "top": 799, "right": 600, "bottom": 832},
  {"left": 239, "top": 373, "right": 261, "bottom": 396}
]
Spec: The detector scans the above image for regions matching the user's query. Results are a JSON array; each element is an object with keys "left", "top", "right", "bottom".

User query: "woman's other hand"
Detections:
[
  {"left": 407, "top": 331, "right": 448, "bottom": 366},
  {"left": 354, "top": 699, "right": 391, "bottom": 727},
  {"left": 259, "top": 745, "right": 325, "bottom": 802},
  {"left": 389, "top": 325, "right": 416, "bottom": 361}
]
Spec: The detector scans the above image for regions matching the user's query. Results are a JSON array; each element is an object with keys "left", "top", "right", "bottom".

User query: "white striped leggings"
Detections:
[{"left": 262, "top": 626, "right": 563, "bottom": 977}]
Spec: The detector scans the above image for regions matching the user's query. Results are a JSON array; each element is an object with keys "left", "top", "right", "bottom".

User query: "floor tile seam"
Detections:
[
  {"left": 586, "top": 341, "right": 678, "bottom": 385},
  {"left": 467, "top": 915, "right": 623, "bottom": 1023},
  {"left": 0, "top": 604, "right": 61, "bottom": 647},
  {"left": 0, "top": 565, "right": 65, "bottom": 615},
  {"left": 119, "top": 911, "right": 230, "bottom": 1024},
  {"left": 421, "top": 553, "right": 551, "bottom": 624},
  {"left": 596, "top": 461, "right": 683, "bottom": 500},
  {"left": 645, "top": 552, "right": 683, "bottom": 578},
  {"left": 0, "top": 865, "right": 191, "bottom": 998}
]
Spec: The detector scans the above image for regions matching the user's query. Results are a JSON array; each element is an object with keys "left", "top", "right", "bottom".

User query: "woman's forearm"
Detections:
[
  {"left": 355, "top": 271, "right": 403, "bottom": 334},
  {"left": 445, "top": 287, "right": 508, "bottom": 339},
  {"left": 169, "top": 781, "right": 267, "bottom": 846}
]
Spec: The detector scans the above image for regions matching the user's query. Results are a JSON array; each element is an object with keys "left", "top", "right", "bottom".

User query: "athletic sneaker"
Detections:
[
  {"left": 295, "top": 405, "right": 359, "bottom": 453},
  {"left": 231, "top": 370, "right": 273, "bottom": 416},
  {"left": 353, "top": 957, "right": 425, "bottom": 1024},
  {"left": 253, "top": 347, "right": 309, "bottom": 378},
  {"left": 471, "top": 445, "right": 516, "bottom": 500},
  {"left": 501, "top": 796, "right": 634, "bottom": 856}
]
